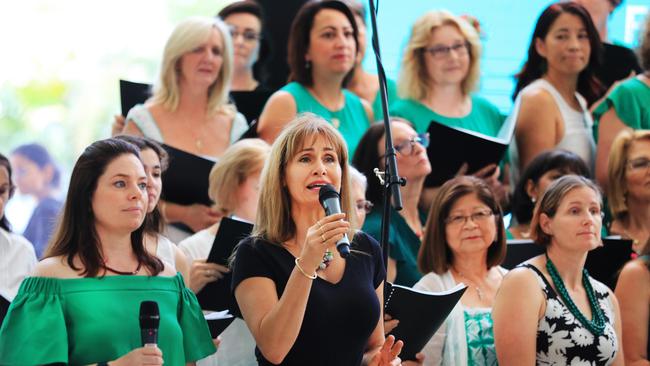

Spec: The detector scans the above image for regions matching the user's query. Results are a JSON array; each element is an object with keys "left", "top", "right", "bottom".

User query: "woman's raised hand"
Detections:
[
  {"left": 111, "top": 345, "right": 163, "bottom": 366},
  {"left": 182, "top": 204, "right": 222, "bottom": 233},
  {"left": 367, "top": 335, "right": 403, "bottom": 366},
  {"left": 298, "top": 213, "right": 350, "bottom": 274},
  {"left": 189, "top": 259, "right": 230, "bottom": 293}
]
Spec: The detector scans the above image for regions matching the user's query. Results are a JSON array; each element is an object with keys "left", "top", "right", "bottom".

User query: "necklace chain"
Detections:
[
  {"left": 454, "top": 269, "right": 484, "bottom": 301},
  {"left": 102, "top": 261, "right": 142, "bottom": 276},
  {"left": 545, "top": 255, "right": 606, "bottom": 336}
]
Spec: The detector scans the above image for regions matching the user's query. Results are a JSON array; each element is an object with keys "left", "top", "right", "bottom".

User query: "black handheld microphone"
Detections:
[
  {"left": 318, "top": 184, "right": 351, "bottom": 258},
  {"left": 139, "top": 301, "right": 160, "bottom": 346}
]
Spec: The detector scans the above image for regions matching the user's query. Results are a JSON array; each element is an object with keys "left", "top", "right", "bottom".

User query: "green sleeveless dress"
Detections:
[
  {"left": 282, "top": 82, "right": 370, "bottom": 158},
  {"left": 0, "top": 273, "right": 215, "bottom": 365}
]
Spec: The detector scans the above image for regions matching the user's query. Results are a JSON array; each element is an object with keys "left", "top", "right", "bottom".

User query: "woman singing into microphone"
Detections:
[
  {"left": 232, "top": 113, "right": 403, "bottom": 365},
  {"left": 0, "top": 138, "right": 215, "bottom": 365}
]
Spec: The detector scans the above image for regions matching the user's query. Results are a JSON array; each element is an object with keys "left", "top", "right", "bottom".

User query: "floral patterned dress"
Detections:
[{"left": 522, "top": 264, "right": 618, "bottom": 366}]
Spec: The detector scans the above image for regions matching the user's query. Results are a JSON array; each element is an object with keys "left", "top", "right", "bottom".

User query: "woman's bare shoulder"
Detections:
[{"left": 33, "top": 256, "right": 82, "bottom": 278}]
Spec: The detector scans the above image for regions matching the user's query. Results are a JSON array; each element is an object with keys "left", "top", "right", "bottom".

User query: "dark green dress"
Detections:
[
  {"left": 0, "top": 273, "right": 215, "bottom": 365},
  {"left": 362, "top": 206, "right": 426, "bottom": 287}
]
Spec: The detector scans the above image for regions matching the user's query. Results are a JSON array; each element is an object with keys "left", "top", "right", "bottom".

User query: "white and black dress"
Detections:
[{"left": 522, "top": 264, "right": 619, "bottom": 366}]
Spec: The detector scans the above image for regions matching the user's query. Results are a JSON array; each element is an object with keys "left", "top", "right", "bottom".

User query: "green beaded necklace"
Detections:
[{"left": 545, "top": 255, "right": 606, "bottom": 336}]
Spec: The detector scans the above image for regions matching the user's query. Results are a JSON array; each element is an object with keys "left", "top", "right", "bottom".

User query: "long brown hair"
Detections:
[
  {"left": 45, "top": 138, "right": 164, "bottom": 277},
  {"left": 254, "top": 113, "right": 355, "bottom": 244}
]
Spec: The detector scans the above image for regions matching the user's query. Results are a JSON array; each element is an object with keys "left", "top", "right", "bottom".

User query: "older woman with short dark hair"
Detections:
[{"left": 414, "top": 175, "right": 506, "bottom": 365}]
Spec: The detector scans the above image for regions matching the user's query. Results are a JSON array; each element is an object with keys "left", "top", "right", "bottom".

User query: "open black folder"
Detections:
[
  {"left": 0, "top": 292, "right": 9, "bottom": 326},
  {"left": 384, "top": 282, "right": 466, "bottom": 361},
  {"left": 197, "top": 217, "right": 254, "bottom": 312},
  {"left": 119, "top": 80, "right": 152, "bottom": 116},
  {"left": 424, "top": 109, "right": 516, "bottom": 187},
  {"left": 502, "top": 237, "right": 634, "bottom": 289}
]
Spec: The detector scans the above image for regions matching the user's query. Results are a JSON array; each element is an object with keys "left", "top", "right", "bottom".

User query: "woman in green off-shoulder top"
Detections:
[{"left": 0, "top": 138, "right": 215, "bottom": 365}]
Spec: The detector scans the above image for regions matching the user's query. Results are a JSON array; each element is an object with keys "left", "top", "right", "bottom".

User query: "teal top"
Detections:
[
  {"left": 593, "top": 77, "right": 650, "bottom": 141},
  {"left": 0, "top": 273, "right": 216, "bottom": 365},
  {"left": 371, "top": 78, "right": 399, "bottom": 122},
  {"left": 362, "top": 206, "right": 426, "bottom": 287},
  {"left": 282, "top": 82, "right": 371, "bottom": 158},
  {"left": 390, "top": 95, "right": 505, "bottom": 135},
  {"left": 463, "top": 307, "right": 498, "bottom": 366}
]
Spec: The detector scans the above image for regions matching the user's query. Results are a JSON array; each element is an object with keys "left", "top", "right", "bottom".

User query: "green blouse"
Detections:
[
  {"left": 282, "top": 82, "right": 371, "bottom": 158},
  {"left": 362, "top": 205, "right": 426, "bottom": 287},
  {"left": 593, "top": 77, "right": 650, "bottom": 140},
  {"left": 390, "top": 95, "right": 505, "bottom": 135},
  {"left": 0, "top": 273, "right": 215, "bottom": 365}
]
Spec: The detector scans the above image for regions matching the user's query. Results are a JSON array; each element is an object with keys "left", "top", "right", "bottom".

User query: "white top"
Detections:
[
  {"left": 178, "top": 228, "right": 257, "bottom": 366},
  {"left": 155, "top": 234, "right": 177, "bottom": 271},
  {"left": 509, "top": 78, "right": 595, "bottom": 185},
  {"left": 0, "top": 228, "right": 37, "bottom": 301},
  {"left": 125, "top": 104, "right": 249, "bottom": 150},
  {"left": 178, "top": 228, "right": 215, "bottom": 262},
  {"left": 413, "top": 267, "right": 508, "bottom": 366}
]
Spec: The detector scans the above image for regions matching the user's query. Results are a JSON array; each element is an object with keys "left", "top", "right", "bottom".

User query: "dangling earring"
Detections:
[
  {"left": 305, "top": 60, "right": 311, "bottom": 69},
  {"left": 531, "top": 197, "right": 536, "bottom": 204}
]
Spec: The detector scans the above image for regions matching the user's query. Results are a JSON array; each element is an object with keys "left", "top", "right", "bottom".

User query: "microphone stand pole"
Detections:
[{"left": 367, "top": 0, "right": 406, "bottom": 284}]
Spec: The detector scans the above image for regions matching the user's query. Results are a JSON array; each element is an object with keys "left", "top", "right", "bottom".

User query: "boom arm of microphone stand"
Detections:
[{"left": 367, "top": 0, "right": 405, "bottom": 282}]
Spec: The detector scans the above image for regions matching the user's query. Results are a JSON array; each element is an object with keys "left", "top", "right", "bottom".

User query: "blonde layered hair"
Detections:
[
  {"left": 208, "top": 138, "right": 270, "bottom": 215},
  {"left": 151, "top": 16, "right": 235, "bottom": 117},
  {"left": 254, "top": 113, "right": 356, "bottom": 245},
  {"left": 398, "top": 10, "right": 481, "bottom": 101},
  {"left": 607, "top": 129, "right": 650, "bottom": 219}
]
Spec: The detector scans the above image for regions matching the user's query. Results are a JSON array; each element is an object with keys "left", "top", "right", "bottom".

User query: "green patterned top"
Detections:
[
  {"left": 464, "top": 307, "right": 498, "bottom": 366},
  {"left": 282, "top": 82, "right": 371, "bottom": 158},
  {"left": 0, "top": 273, "right": 215, "bottom": 365}
]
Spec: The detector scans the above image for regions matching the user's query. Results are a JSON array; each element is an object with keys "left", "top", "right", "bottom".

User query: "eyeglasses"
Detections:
[
  {"left": 355, "top": 199, "right": 374, "bottom": 214},
  {"left": 395, "top": 133, "right": 430, "bottom": 156},
  {"left": 445, "top": 210, "right": 494, "bottom": 226},
  {"left": 627, "top": 158, "right": 650, "bottom": 172},
  {"left": 422, "top": 42, "right": 469, "bottom": 59},
  {"left": 0, "top": 184, "right": 15, "bottom": 198},
  {"left": 229, "top": 27, "right": 261, "bottom": 42}
]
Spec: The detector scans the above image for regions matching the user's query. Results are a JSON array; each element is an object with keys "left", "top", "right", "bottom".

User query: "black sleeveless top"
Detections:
[{"left": 521, "top": 264, "right": 618, "bottom": 365}]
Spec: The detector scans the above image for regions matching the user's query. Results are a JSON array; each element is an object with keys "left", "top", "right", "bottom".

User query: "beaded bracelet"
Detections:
[{"left": 294, "top": 257, "right": 317, "bottom": 280}]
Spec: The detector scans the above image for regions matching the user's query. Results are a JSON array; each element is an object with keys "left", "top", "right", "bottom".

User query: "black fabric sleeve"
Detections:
[{"left": 231, "top": 237, "right": 276, "bottom": 293}]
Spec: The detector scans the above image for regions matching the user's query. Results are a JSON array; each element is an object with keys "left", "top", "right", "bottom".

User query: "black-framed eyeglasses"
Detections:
[
  {"left": 627, "top": 158, "right": 650, "bottom": 172},
  {"left": 0, "top": 184, "right": 15, "bottom": 198},
  {"left": 355, "top": 200, "right": 374, "bottom": 214},
  {"left": 380, "top": 133, "right": 430, "bottom": 159},
  {"left": 228, "top": 27, "right": 261, "bottom": 42},
  {"left": 422, "top": 42, "right": 469, "bottom": 59},
  {"left": 445, "top": 210, "right": 494, "bottom": 226}
]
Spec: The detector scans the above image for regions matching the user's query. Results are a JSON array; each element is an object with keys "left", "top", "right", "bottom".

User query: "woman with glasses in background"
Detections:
[
  {"left": 349, "top": 165, "right": 373, "bottom": 229},
  {"left": 391, "top": 10, "right": 507, "bottom": 209},
  {"left": 414, "top": 175, "right": 507, "bottom": 366},
  {"left": 606, "top": 129, "right": 650, "bottom": 253},
  {"left": 353, "top": 118, "right": 431, "bottom": 286},
  {"left": 218, "top": 0, "right": 270, "bottom": 92},
  {"left": 0, "top": 153, "right": 37, "bottom": 301}
]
